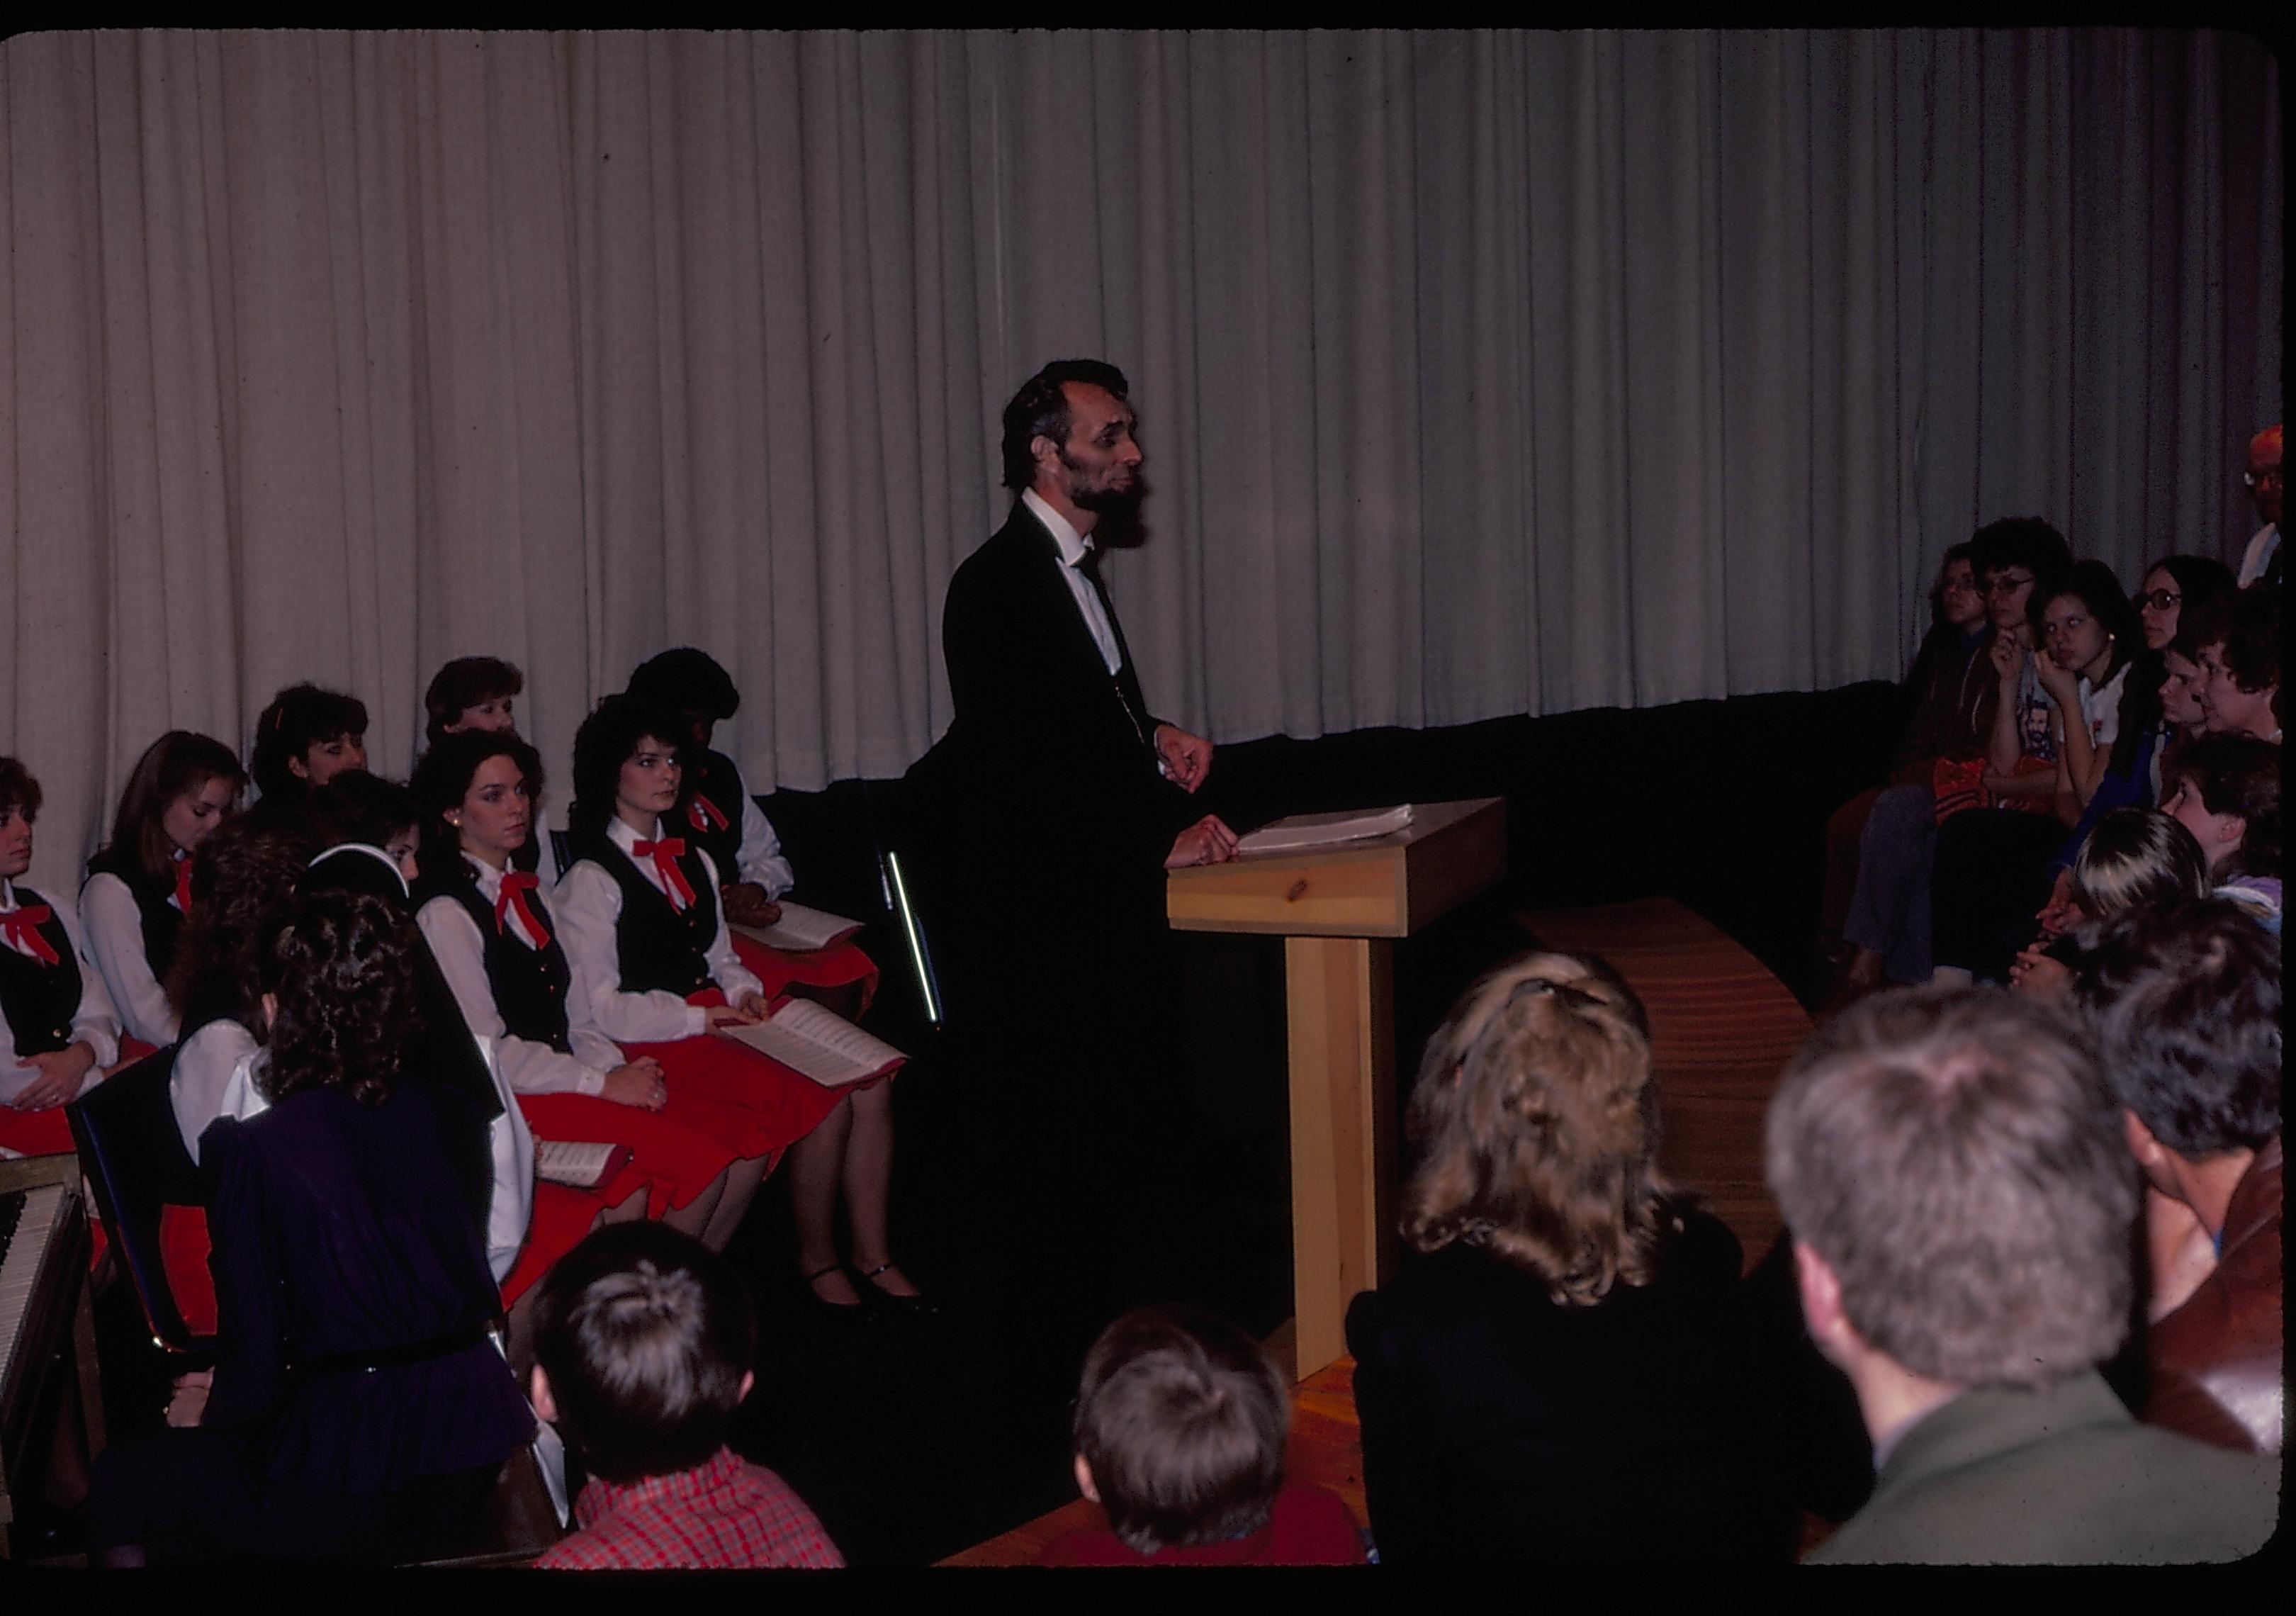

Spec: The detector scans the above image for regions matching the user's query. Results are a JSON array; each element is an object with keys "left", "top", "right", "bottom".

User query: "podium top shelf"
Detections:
[{"left": 1166, "top": 797, "right": 1507, "bottom": 939}]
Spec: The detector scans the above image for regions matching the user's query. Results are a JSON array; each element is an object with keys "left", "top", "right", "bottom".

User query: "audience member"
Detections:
[
  {"left": 2133, "top": 554, "right": 2237, "bottom": 655},
  {"left": 1838, "top": 519, "right": 2069, "bottom": 989},
  {"left": 2194, "top": 585, "right": 2280, "bottom": 742},
  {"left": 1347, "top": 952, "right": 1795, "bottom": 1562},
  {"left": 90, "top": 889, "right": 536, "bottom": 1565},
  {"left": 2073, "top": 902, "right": 2280, "bottom": 1456},
  {"left": 1042, "top": 1306, "right": 1363, "bottom": 1566},
  {"left": 1765, "top": 987, "right": 2275, "bottom": 1562},
  {"left": 531, "top": 1221, "right": 842, "bottom": 1569},
  {"left": 2235, "top": 425, "right": 2281, "bottom": 587},
  {"left": 2161, "top": 734, "right": 2281, "bottom": 931}
]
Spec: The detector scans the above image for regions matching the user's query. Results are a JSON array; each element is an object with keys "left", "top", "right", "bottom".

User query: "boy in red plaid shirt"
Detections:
[{"left": 529, "top": 1223, "right": 842, "bottom": 1569}]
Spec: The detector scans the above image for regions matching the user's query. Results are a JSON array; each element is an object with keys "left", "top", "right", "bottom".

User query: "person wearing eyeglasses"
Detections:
[{"left": 2235, "top": 426, "right": 2280, "bottom": 588}]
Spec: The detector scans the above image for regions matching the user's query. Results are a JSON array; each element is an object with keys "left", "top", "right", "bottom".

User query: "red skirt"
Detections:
[
  {"left": 514, "top": 1092, "right": 741, "bottom": 1219},
  {"left": 500, "top": 1182, "right": 609, "bottom": 1310},
  {"left": 730, "top": 934, "right": 879, "bottom": 1016},
  {"left": 615, "top": 990, "right": 848, "bottom": 1169},
  {"left": 0, "top": 1104, "right": 73, "bottom": 1158}
]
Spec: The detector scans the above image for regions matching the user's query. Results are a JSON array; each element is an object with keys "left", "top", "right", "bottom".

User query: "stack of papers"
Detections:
[{"left": 1234, "top": 804, "right": 1414, "bottom": 855}]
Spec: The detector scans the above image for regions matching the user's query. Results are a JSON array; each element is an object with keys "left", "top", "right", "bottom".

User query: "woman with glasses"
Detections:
[{"left": 2132, "top": 555, "right": 2236, "bottom": 655}]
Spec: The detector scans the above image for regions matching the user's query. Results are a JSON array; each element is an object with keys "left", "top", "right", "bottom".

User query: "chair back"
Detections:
[{"left": 66, "top": 1045, "right": 209, "bottom": 1354}]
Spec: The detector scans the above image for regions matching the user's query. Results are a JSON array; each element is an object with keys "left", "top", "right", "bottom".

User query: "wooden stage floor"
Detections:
[{"left": 944, "top": 896, "right": 1812, "bottom": 1565}]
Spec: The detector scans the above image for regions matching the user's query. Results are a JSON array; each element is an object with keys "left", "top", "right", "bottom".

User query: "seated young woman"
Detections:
[
  {"left": 551, "top": 694, "right": 849, "bottom": 1255},
  {"left": 1932, "top": 561, "right": 2144, "bottom": 984},
  {"left": 242, "top": 683, "right": 369, "bottom": 836},
  {"left": 89, "top": 889, "right": 536, "bottom": 1566},
  {"left": 424, "top": 656, "right": 559, "bottom": 880},
  {"left": 622, "top": 649, "right": 876, "bottom": 1013},
  {"left": 0, "top": 757, "right": 123, "bottom": 1158},
  {"left": 1345, "top": 950, "right": 1796, "bottom": 1563},
  {"left": 409, "top": 729, "right": 746, "bottom": 1255},
  {"left": 79, "top": 731, "right": 245, "bottom": 1054},
  {"left": 620, "top": 651, "right": 926, "bottom": 1313}
]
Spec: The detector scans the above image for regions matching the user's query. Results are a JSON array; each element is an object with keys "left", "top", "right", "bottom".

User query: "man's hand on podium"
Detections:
[
  {"left": 1166, "top": 814, "right": 1240, "bottom": 868},
  {"left": 1153, "top": 723, "right": 1214, "bottom": 793}
]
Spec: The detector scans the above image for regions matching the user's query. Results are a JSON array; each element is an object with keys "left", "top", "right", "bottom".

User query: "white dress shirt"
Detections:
[
  {"left": 2238, "top": 522, "right": 2278, "bottom": 588},
  {"left": 79, "top": 865, "right": 184, "bottom": 1048},
  {"left": 553, "top": 817, "right": 765, "bottom": 1045},
  {"left": 705, "top": 756, "right": 797, "bottom": 899},
  {"left": 0, "top": 877, "right": 123, "bottom": 1106},
  {"left": 417, "top": 852, "right": 624, "bottom": 1098},
  {"left": 1023, "top": 487, "right": 1122, "bottom": 676}
]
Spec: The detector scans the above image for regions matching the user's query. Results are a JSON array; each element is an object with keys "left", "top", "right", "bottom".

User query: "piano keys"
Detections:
[{"left": 0, "top": 1154, "right": 102, "bottom": 1561}]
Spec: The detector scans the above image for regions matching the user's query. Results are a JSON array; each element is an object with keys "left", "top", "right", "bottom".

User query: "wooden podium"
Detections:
[{"left": 1166, "top": 797, "right": 1506, "bottom": 1380}]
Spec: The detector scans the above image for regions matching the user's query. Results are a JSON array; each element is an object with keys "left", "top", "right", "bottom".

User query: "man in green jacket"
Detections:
[{"left": 1764, "top": 988, "right": 2277, "bottom": 1564}]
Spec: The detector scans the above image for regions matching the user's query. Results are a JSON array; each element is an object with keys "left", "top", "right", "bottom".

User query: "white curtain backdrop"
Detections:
[{"left": 1, "top": 29, "right": 2280, "bottom": 894}]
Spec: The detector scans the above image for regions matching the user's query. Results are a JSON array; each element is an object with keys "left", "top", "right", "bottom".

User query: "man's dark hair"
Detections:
[
  {"left": 2071, "top": 899, "right": 2280, "bottom": 1157},
  {"left": 2164, "top": 733, "right": 2281, "bottom": 878},
  {"left": 249, "top": 684, "right": 368, "bottom": 801},
  {"left": 626, "top": 647, "right": 741, "bottom": 725},
  {"left": 422, "top": 656, "right": 524, "bottom": 746},
  {"left": 532, "top": 1221, "right": 757, "bottom": 1485},
  {"left": 1001, "top": 359, "right": 1130, "bottom": 491},
  {"left": 568, "top": 694, "right": 690, "bottom": 841},
  {"left": 1969, "top": 517, "right": 2072, "bottom": 590},
  {"left": 1071, "top": 1305, "right": 1291, "bottom": 1556}
]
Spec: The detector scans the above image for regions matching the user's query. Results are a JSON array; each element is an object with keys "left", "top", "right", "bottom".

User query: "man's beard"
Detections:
[{"left": 1061, "top": 449, "right": 1144, "bottom": 516}]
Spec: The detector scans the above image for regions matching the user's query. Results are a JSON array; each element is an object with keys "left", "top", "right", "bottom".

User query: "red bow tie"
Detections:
[
  {"left": 495, "top": 870, "right": 551, "bottom": 948},
  {"left": 632, "top": 838, "right": 697, "bottom": 911},
  {"left": 173, "top": 854, "right": 196, "bottom": 916},
  {"left": 0, "top": 905, "right": 62, "bottom": 966},
  {"left": 687, "top": 795, "right": 731, "bottom": 834}
]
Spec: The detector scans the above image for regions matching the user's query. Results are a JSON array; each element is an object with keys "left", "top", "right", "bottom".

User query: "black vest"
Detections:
[
  {"left": 680, "top": 749, "right": 746, "bottom": 884},
  {"left": 413, "top": 870, "right": 575, "bottom": 1055},
  {"left": 85, "top": 847, "right": 186, "bottom": 980},
  {"left": 0, "top": 887, "right": 84, "bottom": 1058},
  {"left": 575, "top": 831, "right": 719, "bottom": 999}
]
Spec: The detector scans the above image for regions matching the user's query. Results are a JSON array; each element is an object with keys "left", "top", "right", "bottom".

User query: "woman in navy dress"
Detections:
[{"left": 91, "top": 888, "right": 534, "bottom": 1564}]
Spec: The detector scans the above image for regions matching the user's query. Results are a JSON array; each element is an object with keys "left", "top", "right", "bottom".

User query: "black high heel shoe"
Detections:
[
  {"left": 853, "top": 1262, "right": 940, "bottom": 1319},
  {"left": 803, "top": 1262, "right": 873, "bottom": 1320}
]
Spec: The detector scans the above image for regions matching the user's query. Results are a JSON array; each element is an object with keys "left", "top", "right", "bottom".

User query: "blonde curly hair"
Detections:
[{"left": 1397, "top": 950, "right": 1681, "bottom": 1306}]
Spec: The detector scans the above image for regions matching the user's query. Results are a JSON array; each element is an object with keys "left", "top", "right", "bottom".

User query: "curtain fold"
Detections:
[{"left": 1, "top": 28, "right": 2280, "bottom": 895}]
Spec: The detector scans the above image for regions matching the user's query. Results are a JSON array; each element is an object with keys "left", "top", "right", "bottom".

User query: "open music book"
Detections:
[
  {"left": 729, "top": 901, "right": 864, "bottom": 953},
  {"left": 534, "top": 1140, "right": 634, "bottom": 1191},
  {"left": 1235, "top": 804, "right": 1414, "bottom": 855},
  {"left": 721, "top": 1000, "right": 906, "bottom": 1089}
]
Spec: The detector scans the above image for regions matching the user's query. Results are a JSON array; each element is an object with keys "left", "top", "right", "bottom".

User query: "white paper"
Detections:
[
  {"left": 729, "top": 900, "right": 864, "bottom": 953},
  {"left": 534, "top": 1139, "right": 619, "bottom": 1188},
  {"left": 721, "top": 999, "right": 906, "bottom": 1088},
  {"left": 1235, "top": 804, "right": 1414, "bottom": 854}
]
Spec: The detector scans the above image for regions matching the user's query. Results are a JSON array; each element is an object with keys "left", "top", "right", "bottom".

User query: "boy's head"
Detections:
[
  {"left": 531, "top": 1223, "right": 756, "bottom": 1486},
  {"left": 1071, "top": 1306, "right": 1290, "bottom": 1556}
]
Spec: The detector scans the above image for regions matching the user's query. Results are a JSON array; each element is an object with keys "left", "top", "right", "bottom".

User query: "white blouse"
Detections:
[
  {"left": 553, "top": 817, "right": 764, "bottom": 1045},
  {"left": 0, "top": 878, "right": 123, "bottom": 1106}
]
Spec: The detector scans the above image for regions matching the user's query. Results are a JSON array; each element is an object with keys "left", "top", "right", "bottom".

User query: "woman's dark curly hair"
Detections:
[
  {"left": 257, "top": 889, "right": 423, "bottom": 1107},
  {"left": 410, "top": 729, "right": 546, "bottom": 884},
  {"left": 167, "top": 817, "right": 320, "bottom": 1031},
  {"left": 569, "top": 694, "right": 689, "bottom": 842}
]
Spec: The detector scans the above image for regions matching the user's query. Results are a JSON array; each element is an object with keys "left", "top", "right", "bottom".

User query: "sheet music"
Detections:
[
  {"left": 721, "top": 999, "right": 905, "bottom": 1088},
  {"left": 1236, "top": 804, "right": 1414, "bottom": 854},
  {"left": 534, "top": 1140, "right": 620, "bottom": 1189},
  {"left": 730, "top": 901, "right": 863, "bottom": 953}
]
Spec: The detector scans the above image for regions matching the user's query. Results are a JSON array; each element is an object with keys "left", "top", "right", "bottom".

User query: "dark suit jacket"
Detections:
[
  {"left": 915, "top": 502, "right": 1195, "bottom": 958},
  {"left": 1346, "top": 1211, "right": 1799, "bottom": 1563}
]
